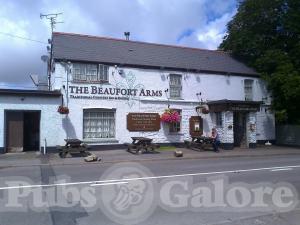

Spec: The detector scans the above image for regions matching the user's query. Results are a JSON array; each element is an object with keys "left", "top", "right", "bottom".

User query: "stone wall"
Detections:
[
  {"left": 213, "top": 111, "right": 234, "bottom": 149},
  {"left": 246, "top": 112, "right": 257, "bottom": 147}
]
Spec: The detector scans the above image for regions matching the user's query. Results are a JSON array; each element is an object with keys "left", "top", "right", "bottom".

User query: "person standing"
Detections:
[{"left": 211, "top": 128, "right": 220, "bottom": 152}]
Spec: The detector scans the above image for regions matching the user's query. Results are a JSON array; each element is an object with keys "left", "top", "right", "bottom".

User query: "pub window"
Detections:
[
  {"left": 244, "top": 79, "right": 254, "bottom": 101},
  {"left": 169, "top": 109, "right": 182, "bottom": 133},
  {"left": 215, "top": 112, "right": 223, "bottom": 127},
  {"left": 83, "top": 109, "right": 115, "bottom": 139},
  {"left": 73, "top": 63, "right": 109, "bottom": 83},
  {"left": 169, "top": 74, "right": 182, "bottom": 99}
]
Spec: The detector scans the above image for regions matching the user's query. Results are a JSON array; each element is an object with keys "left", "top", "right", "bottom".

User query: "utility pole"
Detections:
[{"left": 40, "top": 13, "right": 63, "bottom": 90}]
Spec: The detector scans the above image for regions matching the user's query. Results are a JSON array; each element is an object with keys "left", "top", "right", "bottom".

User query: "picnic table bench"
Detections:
[
  {"left": 57, "top": 139, "right": 89, "bottom": 158},
  {"left": 126, "top": 137, "right": 159, "bottom": 154},
  {"left": 184, "top": 136, "right": 214, "bottom": 151}
]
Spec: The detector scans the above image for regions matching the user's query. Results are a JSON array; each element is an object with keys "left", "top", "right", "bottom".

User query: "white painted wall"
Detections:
[
  {"left": 49, "top": 63, "right": 275, "bottom": 145},
  {"left": 0, "top": 63, "right": 275, "bottom": 150},
  {"left": 0, "top": 96, "right": 65, "bottom": 149}
]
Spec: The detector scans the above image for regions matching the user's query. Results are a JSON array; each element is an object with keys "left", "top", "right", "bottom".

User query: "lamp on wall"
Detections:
[
  {"left": 112, "top": 65, "right": 117, "bottom": 76},
  {"left": 112, "top": 65, "right": 125, "bottom": 77},
  {"left": 196, "top": 92, "right": 203, "bottom": 104},
  {"left": 196, "top": 92, "right": 210, "bottom": 116},
  {"left": 164, "top": 89, "right": 170, "bottom": 108},
  {"left": 164, "top": 89, "right": 169, "bottom": 97},
  {"left": 118, "top": 69, "right": 124, "bottom": 76},
  {"left": 196, "top": 92, "right": 203, "bottom": 116},
  {"left": 160, "top": 67, "right": 166, "bottom": 81},
  {"left": 262, "top": 96, "right": 268, "bottom": 104},
  {"left": 183, "top": 71, "right": 189, "bottom": 80},
  {"left": 261, "top": 96, "right": 272, "bottom": 113},
  {"left": 226, "top": 73, "right": 231, "bottom": 85}
]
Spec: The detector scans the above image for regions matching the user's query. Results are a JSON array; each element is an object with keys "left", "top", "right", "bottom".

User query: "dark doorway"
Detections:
[
  {"left": 23, "top": 112, "right": 40, "bottom": 151},
  {"left": 5, "top": 111, "right": 40, "bottom": 152},
  {"left": 233, "top": 112, "right": 247, "bottom": 147}
]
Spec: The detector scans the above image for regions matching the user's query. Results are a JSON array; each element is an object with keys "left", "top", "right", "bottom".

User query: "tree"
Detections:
[{"left": 219, "top": 0, "right": 300, "bottom": 124}]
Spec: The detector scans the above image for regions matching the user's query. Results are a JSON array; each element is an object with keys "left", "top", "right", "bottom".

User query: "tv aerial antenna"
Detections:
[
  {"left": 40, "top": 12, "right": 63, "bottom": 90},
  {"left": 40, "top": 13, "right": 63, "bottom": 33}
]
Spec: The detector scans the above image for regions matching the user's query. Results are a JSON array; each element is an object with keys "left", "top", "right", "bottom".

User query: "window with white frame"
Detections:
[
  {"left": 72, "top": 63, "right": 109, "bottom": 83},
  {"left": 83, "top": 109, "right": 115, "bottom": 139},
  {"left": 215, "top": 112, "right": 223, "bottom": 127},
  {"left": 244, "top": 79, "right": 254, "bottom": 101},
  {"left": 169, "top": 74, "right": 182, "bottom": 99},
  {"left": 169, "top": 109, "right": 182, "bottom": 133}
]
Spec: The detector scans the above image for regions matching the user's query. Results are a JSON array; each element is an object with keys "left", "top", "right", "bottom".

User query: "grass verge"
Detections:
[{"left": 159, "top": 146, "right": 177, "bottom": 151}]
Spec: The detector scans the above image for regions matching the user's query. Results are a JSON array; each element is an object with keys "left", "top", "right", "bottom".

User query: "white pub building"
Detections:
[{"left": 0, "top": 32, "right": 275, "bottom": 153}]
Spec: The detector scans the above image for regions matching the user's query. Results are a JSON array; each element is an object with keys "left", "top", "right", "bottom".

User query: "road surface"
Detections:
[{"left": 0, "top": 155, "right": 299, "bottom": 225}]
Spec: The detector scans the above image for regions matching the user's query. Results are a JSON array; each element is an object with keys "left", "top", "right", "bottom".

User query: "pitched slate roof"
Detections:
[{"left": 52, "top": 32, "right": 258, "bottom": 77}]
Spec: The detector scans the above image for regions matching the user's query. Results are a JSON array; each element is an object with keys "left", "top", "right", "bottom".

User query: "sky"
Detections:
[{"left": 0, "top": 0, "right": 237, "bottom": 89}]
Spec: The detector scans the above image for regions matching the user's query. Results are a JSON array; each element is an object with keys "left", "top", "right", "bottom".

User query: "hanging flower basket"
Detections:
[
  {"left": 201, "top": 107, "right": 209, "bottom": 114},
  {"left": 57, "top": 105, "right": 69, "bottom": 114},
  {"left": 161, "top": 109, "right": 180, "bottom": 123},
  {"left": 196, "top": 103, "right": 209, "bottom": 115}
]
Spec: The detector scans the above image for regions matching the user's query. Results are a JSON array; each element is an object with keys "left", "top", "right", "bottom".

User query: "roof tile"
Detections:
[{"left": 52, "top": 32, "right": 258, "bottom": 76}]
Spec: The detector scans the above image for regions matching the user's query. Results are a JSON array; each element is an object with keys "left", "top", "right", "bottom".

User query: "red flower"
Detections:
[
  {"left": 57, "top": 106, "right": 69, "bottom": 114},
  {"left": 161, "top": 109, "right": 180, "bottom": 123}
]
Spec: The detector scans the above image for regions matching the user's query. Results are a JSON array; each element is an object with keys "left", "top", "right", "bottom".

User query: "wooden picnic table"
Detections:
[
  {"left": 57, "top": 138, "right": 89, "bottom": 158},
  {"left": 127, "top": 137, "right": 159, "bottom": 154},
  {"left": 185, "top": 136, "right": 214, "bottom": 151},
  {"left": 65, "top": 139, "right": 82, "bottom": 147}
]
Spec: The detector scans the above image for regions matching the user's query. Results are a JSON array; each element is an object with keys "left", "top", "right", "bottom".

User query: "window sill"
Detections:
[
  {"left": 83, "top": 138, "right": 119, "bottom": 144},
  {"left": 169, "top": 97, "right": 184, "bottom": 100},
  {"left": 168, "top": 132, "right": 185, "bottom": 136}
]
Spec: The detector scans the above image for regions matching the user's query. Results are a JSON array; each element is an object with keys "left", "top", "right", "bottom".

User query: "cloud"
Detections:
[
  {"left": 178, "top": 9, "right": 237, "bottom": 50},
  {"left": 0, "top": 0, "right": 237, "bottom": 88},
  {"left": 197, "top": 10, "right": 237, "bottom": 49}
]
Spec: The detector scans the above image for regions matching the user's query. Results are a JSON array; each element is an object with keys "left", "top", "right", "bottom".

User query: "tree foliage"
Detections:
[{"left": 219, "top": 0, "right": 300, "bottom": 124}]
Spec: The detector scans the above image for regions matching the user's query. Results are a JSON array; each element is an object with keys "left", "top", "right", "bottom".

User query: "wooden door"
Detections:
[{"left": 6, "top": 111, "right": 24, "bottom": 152}]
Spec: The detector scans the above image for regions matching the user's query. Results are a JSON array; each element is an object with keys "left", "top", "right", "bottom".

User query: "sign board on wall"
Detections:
[
  {"left": 208, "top": 101, "right": 261, "bottom": 112},
  {"left": 127, "top": 113, "right": 161, "bottom": 132},
  {"left": 68, "top": 85, "right": 163, "bottom": 100},
  {"left": 189, "top": 116, "right": 203, "bottom": 136}
]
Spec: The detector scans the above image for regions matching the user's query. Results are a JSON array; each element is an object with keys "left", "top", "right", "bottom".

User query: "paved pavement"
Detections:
[{"left": 0, "top": 145, "right": 299, "bottom": 168}]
